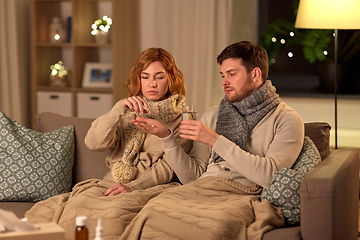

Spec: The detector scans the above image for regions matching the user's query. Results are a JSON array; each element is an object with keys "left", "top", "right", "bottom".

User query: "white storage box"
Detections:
[
  {"left": 37, "top": 91, "right": 73, "bottom": 117},
  {"left": 0, "top": 222, "right": 65, "bottom": 240},
  {"left": 77, "top": 92, "right": 113, "bottom": 118}
]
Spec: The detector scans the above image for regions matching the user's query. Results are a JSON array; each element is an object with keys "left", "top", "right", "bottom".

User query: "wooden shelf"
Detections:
[
  {"left": 30, "top": 0, "right": 115, "bottom": 124},
  {"left": 75, "top": 87, "right": 112, "bottom": 93},
  {"left": 37, "top": 86, "right": 73, "bottom": 91},
  {"left": 73, "top": 43, "right": 112, "bottom": 47},
  {"left": 30, "top": 0, "right": 140, "bottom": 126},
  {"left": 35, "top": 42, "right": 72, "bottom": 47}
]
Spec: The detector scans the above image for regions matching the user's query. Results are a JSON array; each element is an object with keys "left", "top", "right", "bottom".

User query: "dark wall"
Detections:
[{"left": 258, "top": 0, "right": 360, "bottom": 95}]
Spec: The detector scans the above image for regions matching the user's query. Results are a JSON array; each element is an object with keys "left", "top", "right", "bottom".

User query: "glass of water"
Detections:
[{"left": 182, "top": 105, "right": 198, "bottom": 120}]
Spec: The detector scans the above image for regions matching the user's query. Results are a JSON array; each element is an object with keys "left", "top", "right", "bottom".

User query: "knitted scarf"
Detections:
[
  {"left": 112, "top": 94, "right": 186, "bottom": 184},
  {"left": 213, "top": 80, "right": 281, "bottom": 163}
]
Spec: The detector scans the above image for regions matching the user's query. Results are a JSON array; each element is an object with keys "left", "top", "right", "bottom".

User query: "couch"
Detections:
[{"left": 0, "top": 112, "right": 359, "bottom": 240}]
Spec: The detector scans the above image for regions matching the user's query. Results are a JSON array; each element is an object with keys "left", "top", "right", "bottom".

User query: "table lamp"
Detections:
[{"left": 295, "top": 0, "right": 360, "bottom": 149}]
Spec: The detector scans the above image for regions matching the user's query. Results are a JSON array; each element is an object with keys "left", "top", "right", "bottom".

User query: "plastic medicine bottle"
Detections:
[
  {"left": 75, "top": 216, "right": 88, "bottom": 240},
  {"left": 94, "top": 219, "right": 104, "bottom": 240}
]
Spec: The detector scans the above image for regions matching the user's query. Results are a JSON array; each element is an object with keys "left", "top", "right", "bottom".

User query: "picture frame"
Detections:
[{"left": 82, "top": 62, "right": 113, "bottom": 88}]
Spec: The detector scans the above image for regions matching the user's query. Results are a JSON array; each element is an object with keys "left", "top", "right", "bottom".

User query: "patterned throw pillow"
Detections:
[
  {"left": 0, "top": 109, "right": 74, "bottom": 202},
  {"left": 261, "top": 136, "right": 321, "bottom": 224}
]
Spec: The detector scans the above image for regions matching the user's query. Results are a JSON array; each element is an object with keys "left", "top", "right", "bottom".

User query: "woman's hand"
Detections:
[
  {"left": 105, "top": 184, "right": 132, "bottom": 196},
  {"left": 131, "top": 116, "right": 171, "bottom": 138},
  {"left": 121, "top": 96, "right": 150, "bottom": 114},
  {"left": 179, "top": 120, "right": 219, "bottom": 147}
]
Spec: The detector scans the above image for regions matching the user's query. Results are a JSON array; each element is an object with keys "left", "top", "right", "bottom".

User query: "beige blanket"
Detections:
[
  {"left": 119, "top": 177, "right": 285, "bottom": 240},
  {"left": 25, "top": 179, "right": 179, "bottom": 240}
]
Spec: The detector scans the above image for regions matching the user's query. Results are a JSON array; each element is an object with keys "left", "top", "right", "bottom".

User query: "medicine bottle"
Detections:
[
  {"left": 75, "top": 216, "right": 88, "bottom": 240},
  {"left": 94, "top": 219, "right": 103, "bottom": 240}
]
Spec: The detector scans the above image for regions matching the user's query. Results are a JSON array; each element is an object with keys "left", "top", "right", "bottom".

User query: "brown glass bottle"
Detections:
[{"left": 75, "top": 216, "right": 88, "bottom": 240}]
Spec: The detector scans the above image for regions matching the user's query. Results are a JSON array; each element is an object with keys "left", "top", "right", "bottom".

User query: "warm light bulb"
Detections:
[
  {"left": 54, "top": 34, "right": 61, "bottom": 41},
  {"left": 288, "top": 52, "right": 294, "bottom": 58}
]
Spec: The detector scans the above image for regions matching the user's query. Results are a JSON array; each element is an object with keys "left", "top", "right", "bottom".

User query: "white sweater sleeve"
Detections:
[{"left": 158, "top": 107, "right": 219, "bottom": 184}]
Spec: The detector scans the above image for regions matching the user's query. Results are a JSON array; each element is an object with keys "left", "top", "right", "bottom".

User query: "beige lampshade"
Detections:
[{"left": 295, "top": 0, "right": 360, "bottom": 29}]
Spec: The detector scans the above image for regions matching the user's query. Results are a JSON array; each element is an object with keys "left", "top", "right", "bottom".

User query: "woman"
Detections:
[
  {"left": 84, "top": 47, "right": 190, "bottom": 194},
  {"left": 25, "top": 48, "right": 192, "bottom": 239}
]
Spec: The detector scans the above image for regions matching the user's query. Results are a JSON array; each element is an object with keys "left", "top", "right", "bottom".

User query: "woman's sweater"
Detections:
[{"left": 84, "top": 100, "right": 193, "bottom": 190}]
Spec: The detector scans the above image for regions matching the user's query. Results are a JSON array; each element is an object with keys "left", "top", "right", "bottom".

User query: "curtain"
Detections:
[
  {"left": 0, "top": 0, "right": 30, "bottom": 127},
  {"left": 139, "top": 0, "right": 233, "bottom": 117}
]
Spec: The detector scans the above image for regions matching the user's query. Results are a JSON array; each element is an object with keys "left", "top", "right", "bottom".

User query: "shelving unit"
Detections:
[{"left": 30, "top": 0, "right": 141, "bottom": 126}]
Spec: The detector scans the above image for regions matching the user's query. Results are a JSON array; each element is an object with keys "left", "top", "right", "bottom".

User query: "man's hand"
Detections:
[
  {"left": 104, "top": 184, "right": 132, "bottom": 196},
  {"left": 180, "top": 120, "right": 219, "bottom": 147},
  {"left": 131, "top": 117, "right": 171, "bottom": 138}
]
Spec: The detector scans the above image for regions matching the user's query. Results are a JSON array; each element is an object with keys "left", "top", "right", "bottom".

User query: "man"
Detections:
[{"left": 128, "top": 41, "right": 304, "bottom": 239}]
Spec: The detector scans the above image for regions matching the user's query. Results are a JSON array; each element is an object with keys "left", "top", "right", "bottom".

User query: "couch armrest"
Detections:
[{"left": 300, "top": 149, "right": 359, "bottom": 240}]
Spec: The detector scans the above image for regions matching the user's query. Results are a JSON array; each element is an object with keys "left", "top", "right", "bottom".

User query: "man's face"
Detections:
[{"left": 220, "top": 58, "right": 257, "bottom": 103}]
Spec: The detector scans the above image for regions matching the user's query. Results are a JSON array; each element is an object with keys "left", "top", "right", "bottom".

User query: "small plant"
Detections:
[
  {"left": 50, "top": 61, "right": 68, "bottom": 77},
  {"left": 91, "top": 15, "right": 112, "bottom": 35}
]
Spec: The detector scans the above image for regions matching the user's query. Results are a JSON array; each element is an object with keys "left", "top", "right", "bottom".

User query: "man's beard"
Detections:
[
  {"left": 225, "top": 88, "right": 241, "bottom": 103},
  {"left": 225, "top": 79, "right": 254, "bottom": 103}
]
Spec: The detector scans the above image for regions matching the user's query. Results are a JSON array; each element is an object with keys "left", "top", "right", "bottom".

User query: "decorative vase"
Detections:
[
  {"left": 95, "top": 31, "right": 110, "bottom": 44},
  {"left": 49, "top": 17, "right": 65, "bottom": 43},
  {"left": 50, "top": 74, "right": 68, "bottom": 87}
]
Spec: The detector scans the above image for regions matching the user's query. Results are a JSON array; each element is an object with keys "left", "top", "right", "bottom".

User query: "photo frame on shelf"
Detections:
[{"left": 82, "top": 62, "right": 112, "bottom": 88}]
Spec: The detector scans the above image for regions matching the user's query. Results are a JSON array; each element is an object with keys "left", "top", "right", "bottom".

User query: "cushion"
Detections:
[
  {"left": 304, "top": 122, "right": 331, "bottom": 159},
  {"left": 0, "top": 109, "right": 75, "bottom": 202},
  {"left": 34, "top": 112, "right": 110, "bottom": 185},
  {"left": 261, "top": 136, "right": 321, "bottom": 224}
]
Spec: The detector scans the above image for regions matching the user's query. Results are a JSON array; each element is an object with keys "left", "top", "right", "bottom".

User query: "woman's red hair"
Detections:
[{"left": 126, "top": 48, "right": 186, "bottom": 97}]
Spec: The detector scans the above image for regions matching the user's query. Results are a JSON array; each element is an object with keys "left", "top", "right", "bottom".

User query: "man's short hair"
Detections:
[{"left": 217, "top": 41, "right": 269, "bottom": 82}]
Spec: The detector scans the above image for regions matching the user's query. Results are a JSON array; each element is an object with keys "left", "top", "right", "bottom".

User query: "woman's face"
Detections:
[{"left": 140, "top": 61, "right": 169, "bottom": 101}]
